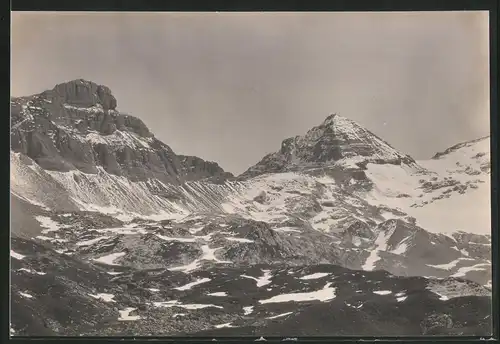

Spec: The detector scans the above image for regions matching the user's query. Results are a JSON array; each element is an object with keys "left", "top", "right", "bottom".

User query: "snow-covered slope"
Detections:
[
  {"left": 363, "top": 136, "right": 490, "bottom": 235},
  {"left": 11, "top": 150, "right": 243, "bottom": 220}
]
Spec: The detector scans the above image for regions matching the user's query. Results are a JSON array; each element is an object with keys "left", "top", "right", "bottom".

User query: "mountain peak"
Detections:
[
  {"left": 43, "top": 79, "right": 118, "bottom": 111},
  {"left": 239, "top": 113, "right": 416, "bottom": 179},
  {"left": 59, "top": 78, "right": 97, "bottom": 85},
  {"left": 323, "top": 113, "right": 338, "bottom": 124},
  {"left": 10, "top": 80, "right": 234, "bottom": 184},
  {"left": 320, "top": 113, "right": 365, "bottom": 134}
]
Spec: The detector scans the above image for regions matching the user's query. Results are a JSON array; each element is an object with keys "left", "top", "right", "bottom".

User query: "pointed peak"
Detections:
[
  {"left": 324, "top": 113, "right": 338, "bottom": 122},
  {"left": 239, "top": 112, "right": 415, "bottom": 179},
  {"left": 322, "top": 113, "right": 344, "bottom": 126},
  {"left": 321, "top": 113, "right": 357, "bottom": 129}
]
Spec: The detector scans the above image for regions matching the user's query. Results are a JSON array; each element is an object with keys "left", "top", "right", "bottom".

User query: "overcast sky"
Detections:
[{"left": 11, "top": 11, "right": 490, "bottom": 175}]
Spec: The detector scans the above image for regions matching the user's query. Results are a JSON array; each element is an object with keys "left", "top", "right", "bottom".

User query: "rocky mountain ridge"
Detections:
[{"left": 11, "top": 79, "right": 233, "bottom": 184}]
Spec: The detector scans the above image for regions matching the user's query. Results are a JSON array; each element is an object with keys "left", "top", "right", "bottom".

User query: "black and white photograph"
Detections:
[{"left": 10, "top": 11, "right": 493, "bottom": 337}]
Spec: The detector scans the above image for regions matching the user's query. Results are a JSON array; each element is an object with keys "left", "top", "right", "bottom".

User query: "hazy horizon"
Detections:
[{"left": 11, "top": 11, "right": 490, "bottom": 174}]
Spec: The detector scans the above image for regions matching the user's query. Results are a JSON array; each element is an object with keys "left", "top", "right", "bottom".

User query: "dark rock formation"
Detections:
[
  {"left": 10, "top": 80, "right": 233, "bottom": 183},
  {"left": 49, "top": 79, "right": 118, "bottom": 110}
]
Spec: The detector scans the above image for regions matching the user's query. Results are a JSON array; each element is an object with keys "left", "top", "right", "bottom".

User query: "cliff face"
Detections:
[{"left": 10, "top": 79, "right": 233, "bottom": 184}]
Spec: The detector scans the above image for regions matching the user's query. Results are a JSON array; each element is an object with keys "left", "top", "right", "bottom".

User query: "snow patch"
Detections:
[
  {"left": 169, "top": 245, "right": 231, "bottom": 273},
  {"left": 152, "top": 300, "right": 223, "bottom": 310},
  {"left": 391, "top": 236, "right": 410, "bottom": 255},
  {"left": 174, "top": 277, "right": 211, "bottom": 291},
  {"left": 266, "top": 312, "right": 293, "bottom": 319},
  {"left": 34, "top": 235, "right": 68, "bottom": 243},
  {"left": 17, "top": 268, "right": 46, "bottom": 275},
  {"left": 89, "top": 293, "right": 115, "bottom": 302},
  {"left": 243, "top": 306, "right": 254, "bottom": 315},
  {"left": 207, "top": 292, "right": 228, "bottom": 297},
  {"left": 362, "top": 222, "right": 396, "bottom": 271},
  {"left": 259, "top": 282, "right": 336, "bottom": 304},
  {"left": 373, "top": 290, "right": 392, "bottom": 295},
  {"left": 299, "top": 272, "right": 330, "bottom": 280},
  {"left": 188, "top": 226, "right": 205, "bottom": 234},
  {"left": 241, "top": 269, "right": 273, "bottom": 287},
  {"left": 92, "top": 252, "right": 126, "bottom": 266},
  {"left": 35, "top": 216, "right": 63, "bottom": 233},
  {"left": 10, "top": 250, "right": 26, "bottom": 260},
  {"left": 450, "top": 263, "right": 490, "bottom": 277},
  {"left": 118, "top": 308, "right": 141, "bottom": 321},
  {"left": 427, "top": 258, "right": 475, "bottom": 270},
  {"left": 214, "top": 322, "right": 234, "bottom": 329},
  {"left": 19, "top": 291, "right": 34, "bottom": 299}
]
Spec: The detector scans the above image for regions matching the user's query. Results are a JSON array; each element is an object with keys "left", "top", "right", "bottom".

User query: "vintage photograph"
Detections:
[{"left": 10, "top": 11, "right": 492, "bottom": 337}]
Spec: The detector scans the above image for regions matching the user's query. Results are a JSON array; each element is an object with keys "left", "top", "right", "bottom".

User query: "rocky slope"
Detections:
[
  {"left": 10, "top": 80, "right": 492, "bottom": 337},
  {"left": 11, "top": 237, "right": 492, "bottom": 336}
]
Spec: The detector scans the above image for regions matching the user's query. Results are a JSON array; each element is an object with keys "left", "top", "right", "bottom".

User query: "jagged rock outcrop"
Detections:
[
  {"left": 178, "top": 155, "right": 234, "bottom": 184},
  {"left": 10, "top": 79, "right": 233, "bottom": 183}
]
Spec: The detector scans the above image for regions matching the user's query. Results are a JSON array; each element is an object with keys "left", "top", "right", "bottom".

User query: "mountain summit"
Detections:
[
  {"left": 10, "top": 80, "right": 233, "bottom": 184},
  {"left": 239, "top": 113, "right": 416, "bottom": 179},
  {"left": 50, "top": 79, "right": 118, "bottom": 111}
]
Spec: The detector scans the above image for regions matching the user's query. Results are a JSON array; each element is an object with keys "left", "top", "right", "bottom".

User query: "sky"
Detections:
[{"left": 11, "top": 11, "right": 490, "bottom": 175}]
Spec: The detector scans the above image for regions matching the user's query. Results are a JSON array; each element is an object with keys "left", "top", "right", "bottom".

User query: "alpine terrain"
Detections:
[{"left": 10, "top": 80, "right": 492, "bottom": 337}]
